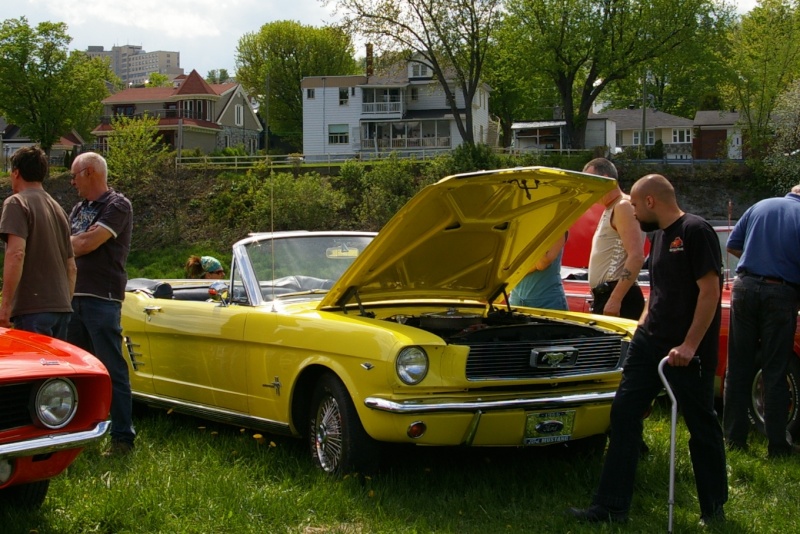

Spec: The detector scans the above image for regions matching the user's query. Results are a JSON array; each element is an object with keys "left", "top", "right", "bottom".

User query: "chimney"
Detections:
[{"left": 366, "top": 43, "right": 374, "bottom": 77}]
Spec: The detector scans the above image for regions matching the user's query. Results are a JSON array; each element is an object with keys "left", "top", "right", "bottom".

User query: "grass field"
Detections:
[{"left": 3, "top": 400, "right": 799, "bottom": 534}]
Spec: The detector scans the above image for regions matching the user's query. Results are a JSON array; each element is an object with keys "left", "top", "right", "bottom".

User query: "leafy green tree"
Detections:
[
  {"left": 235, "top": 21, "right": 358, "bottom": 148},
  {"left": 0, "top": 17, "right": 116, "bottom": 152},
  {"left": 333, "top": 0, "right": 503, "bottom": 146},
  {"left": 146, "top": 72, "right": 171, "bottom": 87},
  {"left": 505, "top": 0, "right": 728, "bottom": 148},
  {"left": 724, "top": 0, "right": 800, "bottom": 158},
  {"left": 105, "top": 114, "right": 171, "bottom": 185},
  {"left": 763, "top": 79, "right": 800, "bottom": 192},
  {"left": 206, "top": 69, "right": 231, "bottom": 84},
  {"left": 600, "top": 9, "right": 736, "bottom": 119},
  {"left": 485, "top": 16, "right": 561, "bottom": 147}
]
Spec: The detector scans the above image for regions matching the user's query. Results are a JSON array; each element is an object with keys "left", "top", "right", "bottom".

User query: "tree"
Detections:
[
  {"left": 724, "top": 0, "right": 800, "bottom": 158},
  {"left": 485, "top": 16, "right": 561, "bottom": 147},
  {"left": 330, "top": 0, "right": 503, "bottom": 146},
  {"left": 146, "top": 72, "right": 171, "bottom": 87},
  {"left": 105, "top": 114, "right": 171, "bottom": 185},
  {"left": 505, "top": 0, "right": 728, "bottom": 148},
  {"left": 235, "top": 21, "right": 358, "bottom": 148},
  {"left": 763, "top": 79, "right": 800, "bottom": 192},
  {"left": 600, "top": 10, "right": 736, "bottom": 119},
  {"left": 206, "top": 69, "right": 230, "bottom": 84},
  {"left": 0, "top": 17, "right": 116, "bottom": 152}
]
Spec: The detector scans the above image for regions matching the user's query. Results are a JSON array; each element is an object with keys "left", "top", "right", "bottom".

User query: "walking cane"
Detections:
[{"left": 657, "top": 356, "right": 676, "bottom": 534}]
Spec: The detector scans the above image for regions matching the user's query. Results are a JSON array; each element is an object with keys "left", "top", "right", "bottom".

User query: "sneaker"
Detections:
[
  {"left": 568, "top": 504, "right": 628, "bottom": 523},
  {"left": 102, "top": 440, "right": 134, "bottom": 457}
]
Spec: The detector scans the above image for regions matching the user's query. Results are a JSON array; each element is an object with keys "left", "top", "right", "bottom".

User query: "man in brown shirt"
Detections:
[{"left": 0, "top": 145, "right": 76, "bottom": 339}]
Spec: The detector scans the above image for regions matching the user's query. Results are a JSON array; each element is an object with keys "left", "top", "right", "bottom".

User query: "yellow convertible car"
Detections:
[{"left": 122, "top": 166, "right": 636, "bottom": 474}]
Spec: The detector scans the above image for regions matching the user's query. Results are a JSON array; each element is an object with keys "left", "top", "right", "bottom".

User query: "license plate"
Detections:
[{"left": 523, "top": 410, "right": 576, "bottom": 445}]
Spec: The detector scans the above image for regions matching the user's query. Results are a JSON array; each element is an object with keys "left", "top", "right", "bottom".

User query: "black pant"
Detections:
[
  {"left": 591, "top": 282, "right": 645, "bottom": 320},
  {"left": 592, "top": 329, "right": 728, "bottom": 516}
]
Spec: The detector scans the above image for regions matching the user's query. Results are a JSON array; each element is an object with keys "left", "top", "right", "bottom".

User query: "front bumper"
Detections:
[
  {"left": 0, "top": 421, "right": 110, "bottom": 459},
  {"left": 362, "top": 389, "right": 616, "bottom": 446},
  {"left": 365, "top": 389, "right": 616, "bottom": 414}
]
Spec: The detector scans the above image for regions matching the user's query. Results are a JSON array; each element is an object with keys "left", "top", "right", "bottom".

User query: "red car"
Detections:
[
  {"left": 562, "top": 210, "right": 800, "bottom": 440},
  {"left": 0, "top": 328, "right": 111, "bottom": 508}
]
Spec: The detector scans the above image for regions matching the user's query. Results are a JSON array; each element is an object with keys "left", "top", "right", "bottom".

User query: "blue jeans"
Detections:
[
  {"left": 593, "top": 329, "right": 727, "bottom": 517},
  {"left": 724, "top": 275, "right": 799, "bottom": 455},
  {"left": 13, "top": 312, "right": 71, "bottom": 340},
  {"left": 68, "top": 296, "right": 135, "bottom": 445}
]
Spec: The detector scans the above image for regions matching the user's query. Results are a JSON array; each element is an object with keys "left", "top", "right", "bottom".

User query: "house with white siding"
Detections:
[
  {"left": 590, "top": 108, "right": 695, "bottom": 160},
  {"left": 301, "top": 56, "right": 491, "bottom": 161}
]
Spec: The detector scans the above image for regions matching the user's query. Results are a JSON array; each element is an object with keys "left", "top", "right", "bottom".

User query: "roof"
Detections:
[
  {"left": 103, "top": 69, "right": 236, "bottom": 104},
  {"left": 511, "top": 121, "right": 567, "bottom": 130},
  {"left": 590, "top": 108, "right": 693, "bottom": 129},
  {"left": 693, "top": 110, "right": 741, "bottom": 128}
]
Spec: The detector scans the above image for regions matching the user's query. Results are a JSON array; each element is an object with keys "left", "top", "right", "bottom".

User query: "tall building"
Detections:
[{"left": 86, "top": 45, "right": 184, "bottom": 86}]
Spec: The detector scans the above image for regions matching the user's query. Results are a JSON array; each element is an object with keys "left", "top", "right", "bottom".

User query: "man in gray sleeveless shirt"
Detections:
[{"left": 583, "top": 158, "right": 646, "bottom": 320}]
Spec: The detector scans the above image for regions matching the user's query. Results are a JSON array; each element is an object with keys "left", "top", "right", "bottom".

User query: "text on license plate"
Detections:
[{"left": 523, "top": 410, "right": 576, "bottom": 445}]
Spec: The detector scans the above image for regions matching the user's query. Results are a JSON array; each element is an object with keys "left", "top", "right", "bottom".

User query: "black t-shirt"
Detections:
[{"left": 644, "top": 213, "right": 722, "bottom": 366}]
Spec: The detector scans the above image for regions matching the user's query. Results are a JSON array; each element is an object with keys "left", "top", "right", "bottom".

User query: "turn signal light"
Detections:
[{"left": 407, "top": 421, "right": 427, "bottom": 439}]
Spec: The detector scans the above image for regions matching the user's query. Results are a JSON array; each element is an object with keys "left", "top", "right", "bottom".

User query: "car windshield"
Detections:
[
  {"left": 716, "top": 228, "right": 740, "bottom": 278},
  {"left": 244, "top": 235, "right": 375, "bottom": 296}
]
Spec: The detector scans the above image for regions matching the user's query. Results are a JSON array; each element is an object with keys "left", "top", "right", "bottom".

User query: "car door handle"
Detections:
[{"left": 143, "top": 306, "right": 163, "bottom": 316}]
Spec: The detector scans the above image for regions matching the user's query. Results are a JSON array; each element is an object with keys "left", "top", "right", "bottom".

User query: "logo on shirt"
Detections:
[{"left": 669, "top": 237, "right": 684, "bottom": 253}]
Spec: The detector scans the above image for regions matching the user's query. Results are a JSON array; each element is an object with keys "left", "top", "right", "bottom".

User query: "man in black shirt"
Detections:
[{"left": 569, "top": 174, "right": 727, "bottom": 526}]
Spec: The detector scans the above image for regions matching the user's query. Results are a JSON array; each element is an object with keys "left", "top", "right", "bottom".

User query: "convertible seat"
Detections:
[{"left": 126, "top": 278, "right": 174, "bottom": 299}]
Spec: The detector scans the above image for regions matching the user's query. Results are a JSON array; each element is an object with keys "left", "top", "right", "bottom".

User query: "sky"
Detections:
[{"left": 2, "top": 0, "right": 761, "bottom": 80}]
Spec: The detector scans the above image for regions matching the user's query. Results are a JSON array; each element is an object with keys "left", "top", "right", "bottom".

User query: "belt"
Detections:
[{"left": 739, "top": 271, "right": 800, "bottom": 291}]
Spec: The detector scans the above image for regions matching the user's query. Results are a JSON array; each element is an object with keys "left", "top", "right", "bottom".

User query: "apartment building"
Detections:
[{"left": 86, "top": 45, "right": 184, "bottom": 86}]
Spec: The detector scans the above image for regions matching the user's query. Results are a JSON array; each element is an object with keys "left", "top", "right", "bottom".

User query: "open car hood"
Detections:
[{"left": 320, "top": 166, "right": 615, "bottom": 309}]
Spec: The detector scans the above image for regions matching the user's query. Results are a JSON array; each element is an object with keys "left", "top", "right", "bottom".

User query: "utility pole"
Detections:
[{"left": 640, "top": 68, "right": 647, "bottom": 161}]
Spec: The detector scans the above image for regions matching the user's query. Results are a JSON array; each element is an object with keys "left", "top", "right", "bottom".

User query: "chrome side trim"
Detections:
[
  {"left": 0, "top": 421, "right": 110, "bottom": 458},
  {"left": 133, "top": 392, "right": 293, "bottom": 436},
  {"left": 365, "top": 390, "right": 617, "bottom": 414}
]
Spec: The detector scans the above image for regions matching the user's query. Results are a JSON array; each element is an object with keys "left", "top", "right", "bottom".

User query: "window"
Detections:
[
  {"left": 672, "top": 128, "right": 692, "bottom": 144},
  {"left": 351, "top": 87, "right": 356, "bottom": 96},
  {"left": 339, "top": 87, "right": 349, "bottom": 106},
  {"left": 632, "top": 130, "right": 655, "bottom": 146},
  {"left": 306, "top": 88, "right": 315, "bottom": 99},
  {"left": 411, "top": 87, "right": 419, "bottom": 101},
  {"left": 411, "top": 62, "right": 429, "bottom": 77},
  {"left": 328, "top": 124, "right": 349, "bottom": 144},
  {"left": 235, "top": 104, "right": 243, "bottom": 126}
]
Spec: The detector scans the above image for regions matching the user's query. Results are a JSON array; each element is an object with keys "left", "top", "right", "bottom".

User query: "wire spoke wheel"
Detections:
[
  {"left": 314, "top": 395, "right": 343, "bottom": 473},
  {"left": 308, "top": 373, "right": 380, "bottom": 475}
]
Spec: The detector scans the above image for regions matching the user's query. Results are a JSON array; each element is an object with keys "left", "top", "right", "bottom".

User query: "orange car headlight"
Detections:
[{"left": 34, "top": 378, "right": 78, "bottom": 429}]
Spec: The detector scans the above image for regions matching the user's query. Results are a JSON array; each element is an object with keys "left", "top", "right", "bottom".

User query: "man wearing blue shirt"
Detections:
[{"left": 724, "top": 185, "right": 800, "bottom": 458}]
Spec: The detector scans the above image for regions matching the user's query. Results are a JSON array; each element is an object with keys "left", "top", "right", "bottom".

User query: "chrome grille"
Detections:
[
  {"left": 0, "top": 383, "right": 33, "bottom": 431},
  {"left": 463, "top": 336, "right": 623, "bottom": 380}
]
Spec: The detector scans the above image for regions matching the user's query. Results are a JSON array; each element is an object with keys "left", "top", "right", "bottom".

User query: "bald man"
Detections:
[{"left": 570, "top": 174, "right": 727, "bottom": 526}]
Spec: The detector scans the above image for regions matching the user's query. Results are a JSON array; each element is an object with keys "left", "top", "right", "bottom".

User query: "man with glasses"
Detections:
[
  {"left": 0, "top": 145, "right": 76, "bottom": 338},
  {"left": 67, "top": 152, "right": 135, "bottom": 456}
]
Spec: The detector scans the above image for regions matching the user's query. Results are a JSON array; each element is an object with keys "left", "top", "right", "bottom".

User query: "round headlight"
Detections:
[
  {"left": 396, "top": 346, "right": 429, "bottom": 385},
  {"left": 35, "top": 378, "right": 78, "bottom": 429},
  {"left": 0, "top": 459, "right": 13, "bottom": 484}
]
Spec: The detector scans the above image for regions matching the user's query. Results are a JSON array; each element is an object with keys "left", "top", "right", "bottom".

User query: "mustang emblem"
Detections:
[{"left": 530, "top": 346, "right": 579, "bottom": 368}]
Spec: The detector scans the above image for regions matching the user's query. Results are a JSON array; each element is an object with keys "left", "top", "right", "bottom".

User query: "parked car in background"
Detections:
[
  {"left": 120, "top": 166, "right": 638, "bottom": 475},
  {"left": 562, "top": 213, "right": 800, "bottom": 440},
  {"left": 0, "top": 328, "right": 111, "bottom": 508}
]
